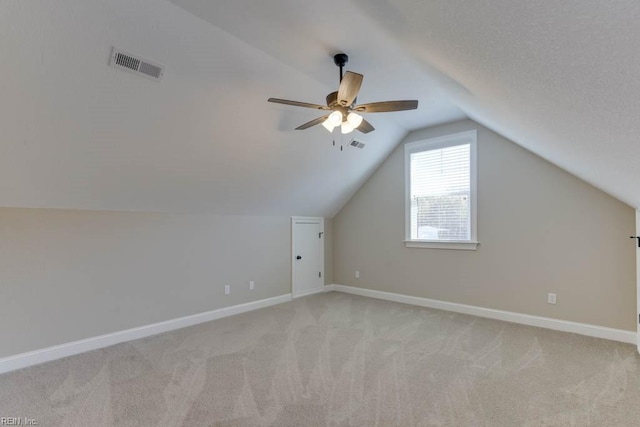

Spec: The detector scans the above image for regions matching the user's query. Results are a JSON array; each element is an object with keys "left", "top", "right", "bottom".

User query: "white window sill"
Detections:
[{"left": 404, "top": 240, "right": 479, "bottom": 250}]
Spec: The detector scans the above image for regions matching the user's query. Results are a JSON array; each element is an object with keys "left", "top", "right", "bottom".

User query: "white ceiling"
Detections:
[{"left": 1, "top": 0, "right": 638, "bottom": 217}]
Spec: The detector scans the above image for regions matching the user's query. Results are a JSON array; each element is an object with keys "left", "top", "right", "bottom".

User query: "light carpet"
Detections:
[{"left": 1, "top": 291, "right": 639, "bottom": 426}]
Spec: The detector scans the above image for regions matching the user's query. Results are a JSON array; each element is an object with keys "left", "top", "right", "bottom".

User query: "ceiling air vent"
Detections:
[
  {"left": 109, "top": 47, "right": 164, "bottom": 81},
  {"left": 350, "top": 140, "right": 365, "bottom": 149}
]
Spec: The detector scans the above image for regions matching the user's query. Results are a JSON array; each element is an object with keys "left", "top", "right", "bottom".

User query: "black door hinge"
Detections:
[
  {"left": 319, "top": 272, "right": 322, "bottom": 278},
  {"left": 319, "top": 232, "right": 324, "bottom": 239}
]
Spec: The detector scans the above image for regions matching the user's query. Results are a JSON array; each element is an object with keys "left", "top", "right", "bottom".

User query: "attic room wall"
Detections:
[
  {"left": 333, "top": 119, "right": 636, "bottom": 331},
  {"left": 324, "top": 218, "right": 333, "bottom": 285},
  {"left": 0, "top": 209, "right": 325, "bottom": 358}
]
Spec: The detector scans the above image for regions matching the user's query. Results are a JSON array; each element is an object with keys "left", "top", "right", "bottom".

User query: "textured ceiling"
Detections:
[{"left": 2, "top": 0, "right": 638, "bottom": 217}]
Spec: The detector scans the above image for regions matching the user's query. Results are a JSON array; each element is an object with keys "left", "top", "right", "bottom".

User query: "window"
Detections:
[{"left": 404, "top": 130, "right": 478, "bottom": 250}]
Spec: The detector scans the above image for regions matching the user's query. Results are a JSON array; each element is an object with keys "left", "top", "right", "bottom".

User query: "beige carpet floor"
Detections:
[{"left": 1, "top": 291, "right": 640, "bottom": 426}]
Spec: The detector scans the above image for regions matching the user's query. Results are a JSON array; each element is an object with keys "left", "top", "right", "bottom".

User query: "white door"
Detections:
[
  {"left": 636, "top": 210, "right": 640, "bottom": 353},
  {"left": 292, "top": 217, "right": 324, "bottom": 298}
]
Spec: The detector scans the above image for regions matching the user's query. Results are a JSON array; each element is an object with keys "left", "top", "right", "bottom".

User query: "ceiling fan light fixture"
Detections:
[
  {"left": 341, "top": 121, "right": 355, "bottom": 134},
  {"left": 347, "top": 112, "right": 363, "bottom": 128},
  {"left": 328, "top": 111, "right": 342, "bottom": 126},
  {"left": 322, "top": 111, "right": 343, "bottom": 132},
  {"left": 322, "top": 120, "right": 336, "bottom": 132}
]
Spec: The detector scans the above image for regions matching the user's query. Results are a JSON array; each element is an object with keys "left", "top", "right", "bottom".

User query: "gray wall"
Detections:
[
  {"left": 0, "top": 209, "right": 308, "bottom": 358},
  {"left": 333, "top": 119, "right": 636, "bottom": 331}
]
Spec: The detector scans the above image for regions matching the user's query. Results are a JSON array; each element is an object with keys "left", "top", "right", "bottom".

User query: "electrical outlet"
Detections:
[
  {"left": 249, "top": 281, "right": 255, "bottom": 290},
  {"left": 547, "top": 293, "right": 556, "bottom": 304},
  {"left": 224, "top": 285, "right": 230, "bottom": 295},
  {"left": 355, "top": 271, "right": 360, "bottom": 279}
]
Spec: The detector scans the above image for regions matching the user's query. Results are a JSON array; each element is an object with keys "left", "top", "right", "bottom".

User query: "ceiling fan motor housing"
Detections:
[
  {"left": 325, "top": 91, "right": 354, "bottom": 122},
  {"left": 326, "top": 91, "right": 338, "bottom": 107}
]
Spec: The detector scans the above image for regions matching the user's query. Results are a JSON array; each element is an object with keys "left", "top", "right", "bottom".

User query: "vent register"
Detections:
[
  {"left": 109, "top": 47, "right": 164, "bottom": 80},
  {"left": 350, "top": 140, "right": 365, "bottom": 149}
]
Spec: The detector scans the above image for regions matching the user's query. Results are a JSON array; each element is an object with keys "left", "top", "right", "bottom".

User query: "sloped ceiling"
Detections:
[
  {"left": 2, "top": 1, "right": 639, "bottom": 218},
  {"left": 0, "top": 0, "right": 462, "bottom": 217},
  {"left": 349, "top": 0, "right": 640, "bottom": 209}
]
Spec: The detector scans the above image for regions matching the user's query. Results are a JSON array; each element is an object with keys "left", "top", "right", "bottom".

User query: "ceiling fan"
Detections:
[{"left": 268, "top": 53, "right": 418, "bottom": 135}]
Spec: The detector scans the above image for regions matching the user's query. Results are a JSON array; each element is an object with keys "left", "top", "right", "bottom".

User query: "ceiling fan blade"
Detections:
[
  {"left": 353, "top": 100, "right": 418, "bottom": 113},
  {"left": 337, "top": 71, "right": 363, "bottom": 106},
  {"left": 295, "top": 115, "right": 329, "bottom": 130},
  {"left": 268, "top": 98, "right": 329, "bottom": 110},
  {"left": 357, "top": 118, "right": 375, "bottom": 134}
]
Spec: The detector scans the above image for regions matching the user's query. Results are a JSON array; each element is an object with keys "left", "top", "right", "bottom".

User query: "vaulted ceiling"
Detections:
[{"left": 1, "top": 0, "right": 638, "bottom": 217}]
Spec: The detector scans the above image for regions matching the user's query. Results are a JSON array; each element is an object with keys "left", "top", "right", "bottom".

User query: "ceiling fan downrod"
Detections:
[{"left": 334, "top": 53, "right": 348, "bottom": 83}]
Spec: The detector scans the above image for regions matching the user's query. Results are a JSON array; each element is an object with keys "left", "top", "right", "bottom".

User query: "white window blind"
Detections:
[{"left": 409, "top": 143, "right": 471, "bottom": 241}]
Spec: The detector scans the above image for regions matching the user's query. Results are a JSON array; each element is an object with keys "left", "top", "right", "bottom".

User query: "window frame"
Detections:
[{"left": 404, "top": 130, "right": 479, "bottom": 250}]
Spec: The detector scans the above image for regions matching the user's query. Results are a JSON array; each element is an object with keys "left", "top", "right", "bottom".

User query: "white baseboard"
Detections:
[
  {"left": 4, "top": 285, "right": 634, "bottom": 375},
  {"left": 293, "top": 286, "right": 327, "bottom": 299},
  {"left": 0, "top": 293, "right": 292, "bottom": 375},
  {"left": 327, "top": 284, "right": 636, "bottom": 345}
]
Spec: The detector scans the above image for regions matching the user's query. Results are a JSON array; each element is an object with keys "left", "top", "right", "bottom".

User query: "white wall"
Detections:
[
  {"left": 0, "top": 208, "right": 298, "bottom": 358},
  {"left": 333, "top": 119, "right": 637, "bottom": 331}
]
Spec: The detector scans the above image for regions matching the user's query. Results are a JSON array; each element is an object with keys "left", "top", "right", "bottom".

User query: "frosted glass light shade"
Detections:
[
  {"left": 322, "top": 121, "right": 336, "bottom": 132},
  {"left": 347, "top": 112, "right": 363, "bottom": 128},
  {"left": 328, "top": 111, "right": 342, "bottom": 126},
  {"left": 341, "top": 121, "right": 355, "bottom": 134},
  {"left": 322, "top": 111, "right": 343, "bottom": 132}
]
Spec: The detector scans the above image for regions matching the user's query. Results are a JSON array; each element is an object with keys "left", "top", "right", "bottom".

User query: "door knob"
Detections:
[{"left": 296, "top": 255, "right": 302, "bottom": 260}]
